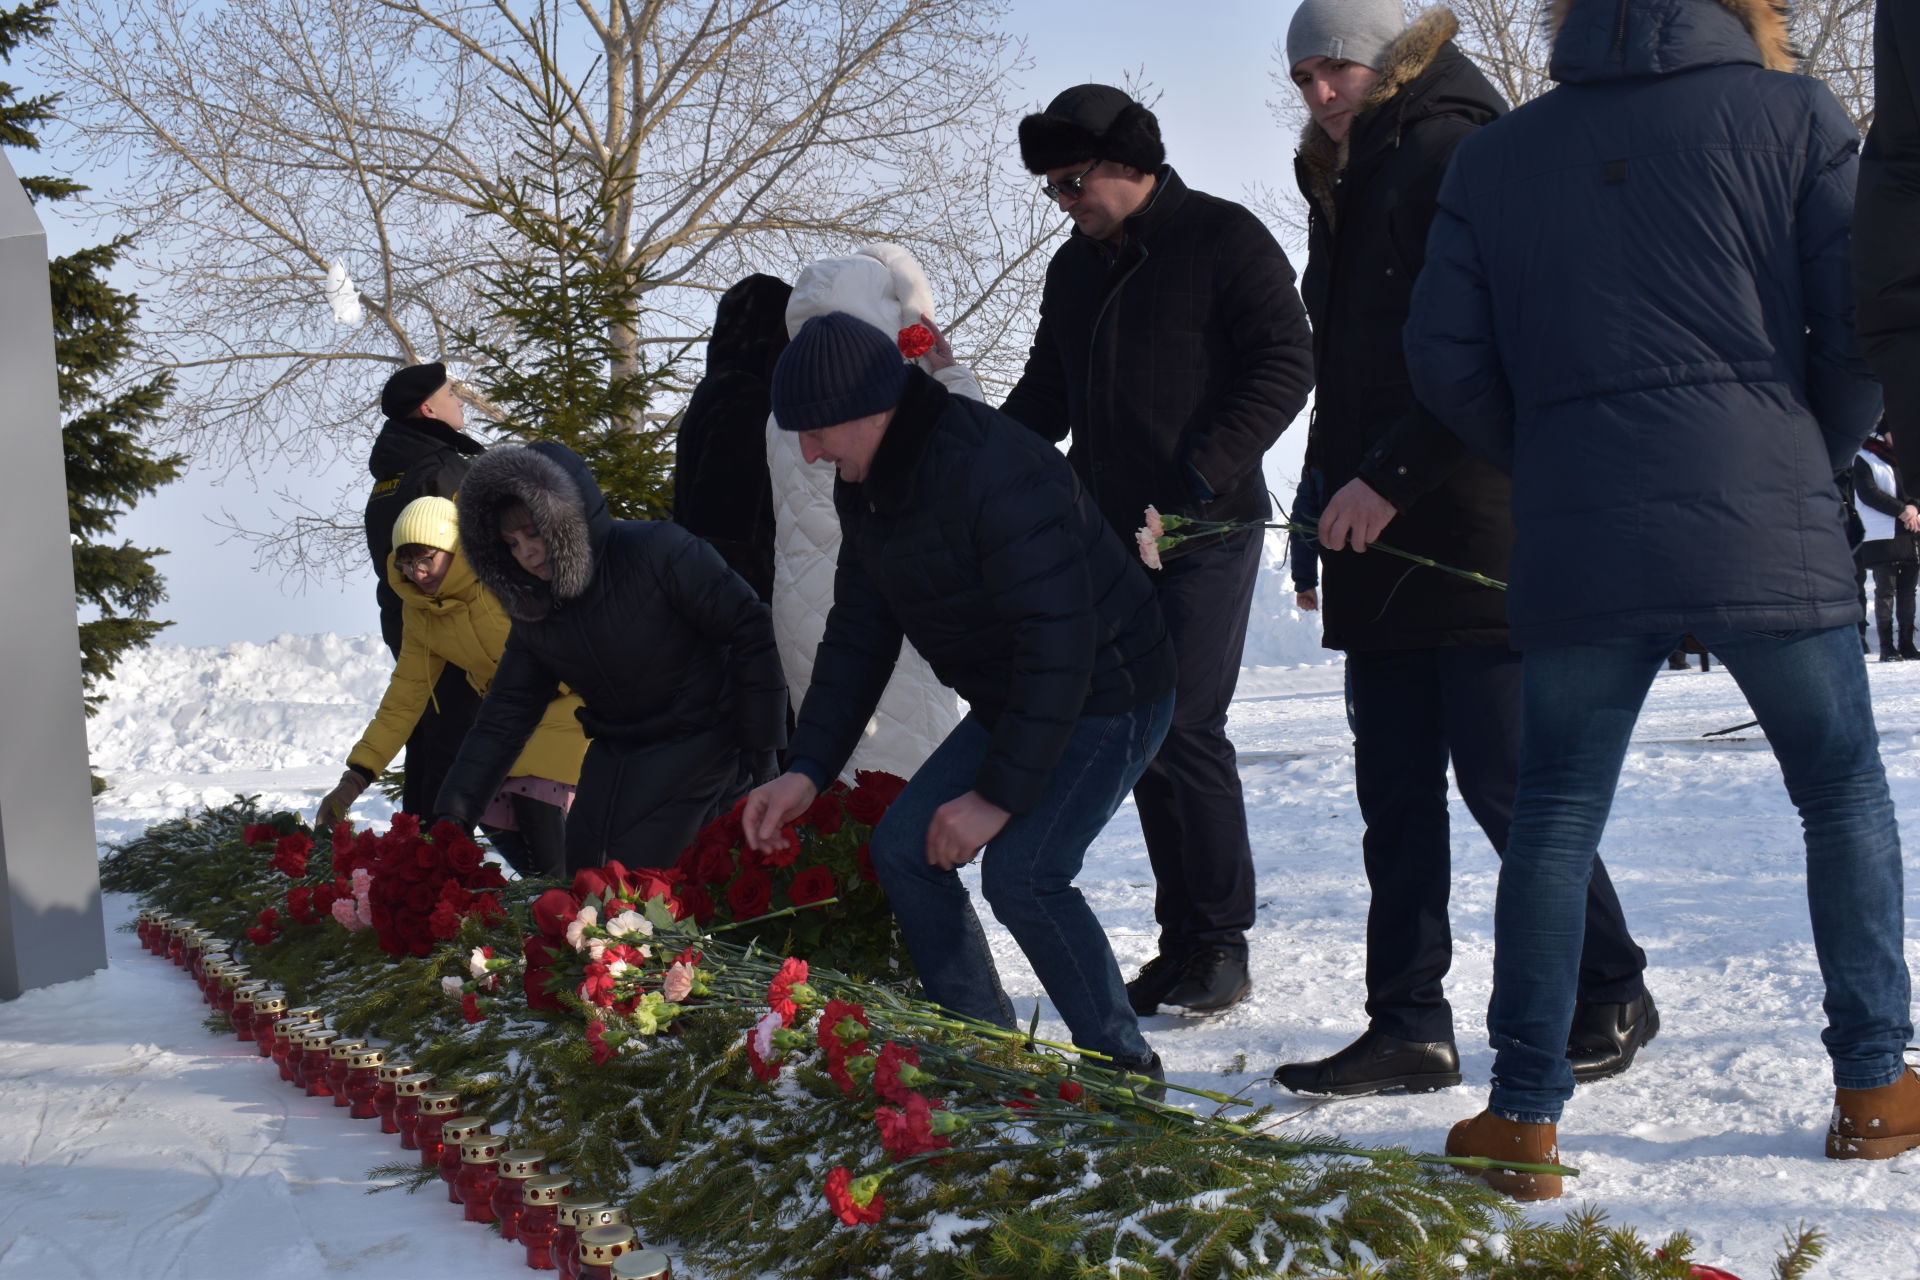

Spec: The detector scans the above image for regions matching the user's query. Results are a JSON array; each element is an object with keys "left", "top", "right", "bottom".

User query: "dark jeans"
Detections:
[
  {"left": 481, "top": 794, "right": 569, "bottom": 880},
  {"left": 1137, "top": 528, "right": 1262, "bottom": 958},
  {"left": 401, "top": 664, "right": 482, "bottom": 817},
  {"left": 870, "top": 694, "right": 1175, "bottom": 1063},
  {"left": 1489, "top": 626, "right": 1911, "bottom": 1123},
  {"left": 1346, "top": 646, "right": 1645, "bottom": 1044}
]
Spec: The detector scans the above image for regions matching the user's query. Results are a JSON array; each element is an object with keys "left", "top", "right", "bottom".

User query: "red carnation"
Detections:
[
  {"left": 762, "top": 824, "right": 802, "bottom": 869},
  {"left": 852, "top": 770, "right": 907, "bottom": 805},
  {"left": 285, "top": 886, "right": 315, "bottom": 925},
  {"left": 873, "top": 1041, "right": 924, "bottom": 1106},
  {"left": 469, "top": 892, "right": 504, "bottom": 924},
  {"left": 896, "top": 324, "right": 935, "bottom": 359},
  {"left": 788, "top": 865, "right": 836, "bottom": 910},
  {"left": 875, "top": 1092, "right": 949, "bottom": 1162},
  {"left": 523, "top": 937, "right": 563, "bottom": 1011},
  {"left": 824, "top": 1166, "right": 885, "bottom": 1226},
  {"left": 745, "top": 1025, "right": 782, "bottom": 1081},
  {"left": 1058, "top": 1079, "right": 1084, "bottom": 1104},
  {"left": 313, "top": 884, "right": 338, "bottom": 916},
  {"left": 766, "top": 956, "right": 809, "bottom": 1026},
  {"left": 471, "top": 864, "right": 507, "bottom": 890},
  {"left": 242, "top": 824, "right": 278, "bottom": 847},
  {"left": 586, "top": 1020, "right": 614, "bottom": 1065},
  {"left": 727, "top": 869, "right": 772, "bottom": 920},
  {"left": 801, "top": 791, "right": 844, "bottom": 836},
  {"left": 428, "top": 901, "right": 461, "bottom": 940},
  {"left": 414, "top": 842, "right": 447, "bottom": 875},
  {"left": 461, "top": 992, "right": 484, "bottom": 1024},
  {"left": 270, "top": 832, "right": 312, "bottom": 878},
  {"left": 816, "top": 998, "right": 872, "bottom": 1094},
  {"left": 388, "top": 812, "right": 421, "bottom": 840}
]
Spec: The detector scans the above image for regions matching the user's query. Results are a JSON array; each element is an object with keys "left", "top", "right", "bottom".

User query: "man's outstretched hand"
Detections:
[{"left": 743, "top": 771, "right": 819, "bottom": 853}]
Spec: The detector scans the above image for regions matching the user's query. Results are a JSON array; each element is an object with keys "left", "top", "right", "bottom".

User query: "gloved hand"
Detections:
[{"left": 316, "top": 769, "right": 371, "bottom": 828}]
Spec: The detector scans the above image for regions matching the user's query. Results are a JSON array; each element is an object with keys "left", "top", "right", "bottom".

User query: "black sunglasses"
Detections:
[{"left": 1041, "top": 159, "right": 1102, "bottom": 202}]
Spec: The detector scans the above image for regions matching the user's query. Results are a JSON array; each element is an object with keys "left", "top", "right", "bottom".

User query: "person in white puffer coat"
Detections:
[{"left": 768, "top": 244, "right": 978, "bottom": 781}]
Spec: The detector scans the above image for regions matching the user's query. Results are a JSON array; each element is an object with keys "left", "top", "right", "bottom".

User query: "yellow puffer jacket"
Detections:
[{"left": 347, "top": 551, "right": 588, "bottom": 785}]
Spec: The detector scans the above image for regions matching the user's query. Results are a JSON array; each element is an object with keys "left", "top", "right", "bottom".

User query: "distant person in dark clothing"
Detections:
[
  {"left": 367, "top": 362, "right": 488, "bottom": 816},
  {"left": 674, "top": 274, "right": 793, "bottom": 604},
  {"left": 1852, "top": 427, "right": 1920, "bottom": 661}
]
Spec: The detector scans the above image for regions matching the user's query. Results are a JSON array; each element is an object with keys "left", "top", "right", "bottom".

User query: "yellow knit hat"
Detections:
[{"left": 391, "top": 496, "right": 460, "bottom": 554}]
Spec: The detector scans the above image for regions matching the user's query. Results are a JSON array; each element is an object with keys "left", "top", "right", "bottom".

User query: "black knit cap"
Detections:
[
  {"left": 381, "top": 361, "right": 447, "bottom": 420},
  {"left": 1018, "top": 84, "right": 1166, "bottom": 176},
  {"left": 770, "top": 313, "right": 909, "bottom": 434}
]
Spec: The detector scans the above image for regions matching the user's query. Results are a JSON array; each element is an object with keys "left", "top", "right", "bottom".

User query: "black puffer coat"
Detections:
[
  {"left": 1858, "top": 0, "right": 1920, "bottom": 492},
  {"left": 673, "top": 274, "right": 792, "bottom": 603},
  {"left": 1297, "top": 10, "right": 1512, "bottom": 651},
  {"left": 365, "top": 416, "right": 485, "bottom": 654},
  {"left": 788, "top": 369, "right": 1174, "bottom": 815},
  {"left": 438, "top": 442, "right": 787, "bottom": 868},
  {"left": 999, "top": 168, "right": 1314, "bottom": 545}
]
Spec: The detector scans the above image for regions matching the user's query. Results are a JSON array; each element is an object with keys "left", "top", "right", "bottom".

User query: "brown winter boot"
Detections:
[
  {"left": 1827, "top": 1068, "right": 1920, "bottom": 1160},
  {"left": 1446, "top": 1110, "right": 1564, "bottom": 1200}
]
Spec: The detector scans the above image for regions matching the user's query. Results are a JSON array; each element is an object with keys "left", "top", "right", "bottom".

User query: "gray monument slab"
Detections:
[{"left": 0, "top": 148, "right": 108, "bottom": 998}]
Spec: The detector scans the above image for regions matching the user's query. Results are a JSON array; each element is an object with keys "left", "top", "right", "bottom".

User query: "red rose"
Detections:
[
  {"left": 801, "top": 791, "right": 844, "bottom": 836},
  {"left": 461, "top": 992, "right": 483, "bottom": 1024},
  {"left": 896, "top": 323, "right": 935, "bottom": 359},
  {"left": 429, "top": 818, "right": 467, "bottom": 847},
  {"left": 446, "top": 840, "right": 483, "bottom": 877},
  {"left": 531, "top": 889, "right": 582, "bottom": 941},
  {"left": 439, "top": 881, "right": 475, "bottom": 913},
  {"left": 695, "top": 835, "right": 737, "bottom": 886},
  {"left": 242, "top": 824, "right": 278, "bottom": 847},
  {"left": 573, "top": 866, "right": 612, "bottom": 902},
  {"left": 408, "top": 936, "right": 434, "bottom": 958},
  {"left": 404, "top": 883, "right": 435, "bottom": 914},
  {"left": 843, "top": 789, "right": 886, "bottom": 827},
  {"left": 678, "top": 883, "right": 715, "bottom": 926},
  {"left": 762, "top": 824, "right": 802, "bottom": 869},
  {"left": 471, "top": 864, "right": 507, "bottom": 890},
  {"left": 414, "top": 842, "right": 447, "bottom": 875},
  {"left": 787, "top": 866, "right": 836, "bottom": 910},
  {"left": 726, "top": 870, "right": 772, "bottom": 920},
  {"left": 846, "top": 770, "right": 907, "bottom": 825}
]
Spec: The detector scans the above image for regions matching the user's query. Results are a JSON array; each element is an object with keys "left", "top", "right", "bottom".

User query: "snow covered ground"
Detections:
[{"left": 11, "top": 601, "right": 1920, "bottom": 1277}]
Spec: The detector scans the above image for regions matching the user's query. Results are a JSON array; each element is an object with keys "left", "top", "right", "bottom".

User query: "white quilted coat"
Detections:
[{"left": 769, "top": 244, "right": 978, "bottom": 782}]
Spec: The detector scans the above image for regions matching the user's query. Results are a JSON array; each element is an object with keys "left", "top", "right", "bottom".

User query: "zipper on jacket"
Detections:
[{"left": 1611, "top": 0, "right": 1629, "bottom": 60}]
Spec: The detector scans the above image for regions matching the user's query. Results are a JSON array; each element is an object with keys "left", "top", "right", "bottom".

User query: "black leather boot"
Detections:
[
  {"left": 1158, "top": 949, "right": 1252, "bottom": 1017},
  {"left": 1568, "top": 990, "right": 1660, "bottom": 1083},
  {"left": 1124, "top": 954, "right": 1188, "bottom": 1016},
  {"left": 1272, "top": 1029, "right": 1463, "bottom": 1097}
]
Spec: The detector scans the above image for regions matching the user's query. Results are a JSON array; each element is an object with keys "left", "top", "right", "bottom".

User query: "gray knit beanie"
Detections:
[{"left": 1286, "top": 0, "right": 1407, "bottom": 72}]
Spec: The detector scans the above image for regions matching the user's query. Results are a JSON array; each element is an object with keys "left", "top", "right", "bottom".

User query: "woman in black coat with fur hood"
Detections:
[{"left": 435, "top": 441, "right": 788, "bottom": 873}]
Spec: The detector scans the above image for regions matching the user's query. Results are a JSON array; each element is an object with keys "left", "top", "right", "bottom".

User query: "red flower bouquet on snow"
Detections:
[{"left": 318, "top": 814, "right": 507, "bottom": 958}]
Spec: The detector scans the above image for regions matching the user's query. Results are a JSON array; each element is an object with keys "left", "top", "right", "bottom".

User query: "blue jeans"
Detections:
[
  {"left": 1490, "top": 626, "right": 1911, "bottom": 1123},
  {"left": 869, "top": 694, "right": 1175, "bottom": 1065}
]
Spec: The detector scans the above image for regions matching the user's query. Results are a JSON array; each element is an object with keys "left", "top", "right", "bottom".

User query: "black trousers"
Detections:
[
  {"left": 481, "top": 795, "right": 569, "bottom": 880},
  {"left": 566, "top": 728, "right": 751, "bottom": 876},
  {"left": 1871, "top": 559, "right": 1917, "bottom": 652},
  {"left": 1136, "top": 528, "right": 1262, "bottom": 957},
  {"left": 401, "top": 665, "right": 482, "bottom": 818},
  {"left": 1346, "top": 645, "right": 1647, "bottom": 1043}
]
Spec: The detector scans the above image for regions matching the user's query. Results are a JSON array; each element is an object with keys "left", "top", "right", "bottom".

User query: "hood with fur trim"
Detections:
[
  {"left": 1296, "top": 8, "right": 1498, "bottom": 226},
  {"left": 456, "top": 442, "right": 609, "bottom": 622},
  {"left": 1548, "top": 0, "right": 1794, "bottom": 83}
]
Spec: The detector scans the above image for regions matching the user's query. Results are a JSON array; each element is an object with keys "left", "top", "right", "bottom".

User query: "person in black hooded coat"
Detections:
[
  {"left": 435, "top": 441, "right": 787, "bottom": 873},
  {"left": 1858, "top": 0, "right": 1920, "bottom": 493},
  {"left": 1271, "top": 2, "right": 1651, "bottom": 1101},
  {"left": 366, "top": 362, "right": 488, "bottom": 817},
  {"left": 673, "top": 274, "right": 793, "bottom": 604}
]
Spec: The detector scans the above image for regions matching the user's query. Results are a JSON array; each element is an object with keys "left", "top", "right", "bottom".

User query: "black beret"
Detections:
[{"left": 381, "top": 361, "right": 447, "bottom": 420}]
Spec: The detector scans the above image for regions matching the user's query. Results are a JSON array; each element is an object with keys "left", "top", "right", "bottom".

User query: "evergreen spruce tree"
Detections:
[
  {"left": 455, "top": 9, "right": 677, "bottom": 520},
  {"left": 2, "top": 0, "right": 183, "bottom": 727}
]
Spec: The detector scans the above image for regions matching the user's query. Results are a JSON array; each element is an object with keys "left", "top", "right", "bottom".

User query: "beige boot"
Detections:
[
  {"left": 1828, "top": 1067, "right": 1920, "bottom": 1160},
  {"left": 1446, "top": 1110, "right": 1563, "bottom": 1200}
]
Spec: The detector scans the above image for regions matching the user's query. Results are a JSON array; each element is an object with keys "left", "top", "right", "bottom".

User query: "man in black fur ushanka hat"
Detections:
[{"left": 1001, "top": 84, "right": 1315, "bottom": 1019}]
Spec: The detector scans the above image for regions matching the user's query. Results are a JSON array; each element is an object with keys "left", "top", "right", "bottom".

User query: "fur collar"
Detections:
[
  {"left": 456, "top": 444, "right": 599, "bottom": 622},
  {"left": 1546, "top": 0, "right": 1795, "bottom": 74},
  {"left": 857, "top": 367, "right": 948, "bottom": 515},
  {"left": 1297, "top": 7, "right": 1460, "bottom": 228}
]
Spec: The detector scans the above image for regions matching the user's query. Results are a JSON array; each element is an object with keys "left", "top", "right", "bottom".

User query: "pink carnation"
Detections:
[
  {"left": 1135, "top": 527, "right": 1163, "bottom": 571},
  {"left": 331, "top": 897, "right": 366, "bottom": 931}
]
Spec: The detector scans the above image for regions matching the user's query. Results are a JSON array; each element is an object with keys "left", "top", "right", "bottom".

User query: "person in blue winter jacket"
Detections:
[{"left": 1404, "top": 0, "right": 1916, "bottom": 1197}]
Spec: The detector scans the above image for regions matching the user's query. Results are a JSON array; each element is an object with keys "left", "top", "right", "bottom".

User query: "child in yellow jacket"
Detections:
[{"left": 317, "top": 497, "right": 588, "bottom": 877}]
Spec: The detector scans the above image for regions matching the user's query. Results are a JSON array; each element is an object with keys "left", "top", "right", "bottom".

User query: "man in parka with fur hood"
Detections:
[
  {"left": 435, "top": 442, "right": 787, "bottom": 874},
  {"left": 1405, "top": 0, "right": 1913, "bottom": 1196},
  {"left": 1002, "top": 85, "right": 1315, "bottom": 1018},
  {"left": 1271, "top": 1, "right": 1653, "bottom": 1101}
]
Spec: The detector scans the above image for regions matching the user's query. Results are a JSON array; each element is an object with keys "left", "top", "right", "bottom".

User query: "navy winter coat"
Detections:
[
  {"left": 788, "top": 368, "right": 1175, "bottom": 815},
  {"left": 1404, "top": 0, "right": 1882, "bottom": 649}
]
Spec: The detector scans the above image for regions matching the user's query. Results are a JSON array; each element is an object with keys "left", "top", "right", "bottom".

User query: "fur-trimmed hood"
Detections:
[
  {"left": 456, "top": 442, "right": 608, "bottom": 622},
  {"left": 1296, "top": 8, "right": 1501, "bottom": 224},
  {"left": 1548, "top": 0, "right": 1795, "bottom": 83}
]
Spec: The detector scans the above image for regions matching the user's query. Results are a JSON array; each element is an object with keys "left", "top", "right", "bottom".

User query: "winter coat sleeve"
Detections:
[
  {"left": 1857, "top": 0, "right": 1920, "bottom": 493},
  {"left": 1404, "top": 151, "right": 1516, "bottom": 472},
  {"left": 933, "top": 362, "right": 987, "bottom": 404},
  {"left": 786, "top": 539, "right": 907, "bottom": 788},
  {"left": 967, "top": 464, "right": 1099, "bottom": 816},
  {"left": 1180, "top": 218, "right": 1315, "bottom": 500},
  {"left": 651, "top": 525, "right": 788, "bottom": 753},
  {"left": 1288, "top": 469, "right": 1323, "bottom": 592},
  {"left": 432, "top": 639, "right": 562, "bottom": 827},
  {"left": 1797, "top": 86, "right": 1884, "bottom": 475},
  {"left": 999, "top": 309, "right": 1072, "bottom": 443},
  {"left": 1853, "top": 454, "right": 1907, "bottom": 517},
  {"left": 347, "top": 613, "right": 447, "bottom": 777}
]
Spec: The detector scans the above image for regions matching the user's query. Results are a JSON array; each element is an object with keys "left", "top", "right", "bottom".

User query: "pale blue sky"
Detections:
[{"left": 31, "top": 0, "right": 1311, "bottom": 646}]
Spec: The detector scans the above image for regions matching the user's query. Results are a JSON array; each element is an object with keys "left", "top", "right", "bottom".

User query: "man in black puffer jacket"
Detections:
[
  {"left": 436, "top": 441, "right": 787, "bottom": 874},
  {"left": 1858, "top": 0, "right": 1920, "bottom": 494},
  {"left": 1002, "top": 85, "right": 1315, "bottom": 1017},
  {"left": 744, "top": 313, "right": 1176, "bottom": 1077},
  {"left": 1271, "top": 1, "right": 1652, "bottom": 1100},
  {"left": 365, "top": 362, "right": 489, "bottom": 817}
]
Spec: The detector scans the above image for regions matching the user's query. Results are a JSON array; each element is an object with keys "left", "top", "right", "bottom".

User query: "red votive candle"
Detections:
[
  {"left": 374, "top": 1061, "right": 415, "bottom": 1133},
  {"left": 326, "top": 1038, "right": 368, "bottom": 1105},
  {"left": 436, "top": 1117, "right": 489, "bottom": 1204},
  {"left": 300, "top": 1029, "right": 341, "bottom": 1096},
  {"left": 456, "top": 1133, "right": 507, "bottom": 1223},
  {"left": 491, "top": 1148, "right": 547, "bottom": 1241},
  {"left": 519, "top": 1174, "right": 574, "bottom": 1270},
  {"left": 345, "top": 1048, "right": 388, "bottom": 1119},
  {"left": 413, "top": 1091, "right": 461, "bottom": 1162},
  {"left": 393, "top": 1073, "right": 435, "bottom": 1148},
  {"left": 576, "top": 1224, "right": 636, "bottom": 1280},
  {"left": 250, "top": 993, "right": 289, "bottom": 1056}
]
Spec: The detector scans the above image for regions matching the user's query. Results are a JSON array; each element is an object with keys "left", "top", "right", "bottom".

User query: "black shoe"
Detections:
[
  {"left": 1272, "top": 1028, "right": 1462, "bottom": 1097},
  {"left": 1113, "top": 1050, "right": 1167, "bottom": 1103},
  {"left": 1901, "top": 644, "right": 1920, "bottom": 661},
  {"left": 1159, "top": 948, "right": 1252, "bottom": 1017},
  {"left": 1666, "top": 652, "right": 1689, "bottom": 671},
  {"left": 1568, "top": 990, "right": 1660, "bottom": 1083},
  {"left": 1125, "top": 954, "right": 1189, "bottom": 1016},
  {"left": 1882, "top": 650, "right": 1905, "bottom": 663}
]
